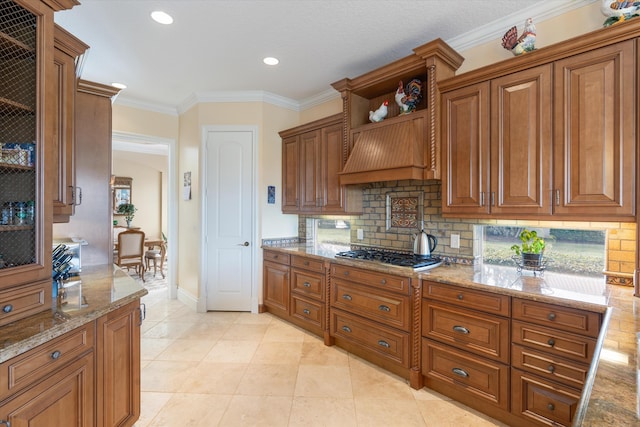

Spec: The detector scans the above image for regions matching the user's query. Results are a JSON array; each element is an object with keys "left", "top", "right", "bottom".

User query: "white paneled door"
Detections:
[{"left": 204, "top": 129, "right": 254, "bottom": 311}]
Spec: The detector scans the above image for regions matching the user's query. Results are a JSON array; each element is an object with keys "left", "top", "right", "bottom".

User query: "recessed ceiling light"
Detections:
[
  {"left": 151, "top": 11, "right": 173, "bottom": 25},
  {"left": 111, "top": 82, "right": 127, "bottom": 89},
  {"left": 263, "top": 57, "right": 279, "bottom": 66}
]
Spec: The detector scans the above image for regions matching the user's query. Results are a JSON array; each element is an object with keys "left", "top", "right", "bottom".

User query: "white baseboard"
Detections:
[{"left": 177, "top": 287, "right": 198, "bottom": 311}]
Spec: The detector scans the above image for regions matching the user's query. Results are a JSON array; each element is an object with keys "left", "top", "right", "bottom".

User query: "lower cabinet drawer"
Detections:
[
  {"left": 0, "top": 280, "right": 52, "bottom": 327},
  {"left": 422, "top": 339, "right": 509, "bottom": 410},
  {"left": 512, "top": 344, "right": 589, "bottom": 389},
  {"left": 331, "top": 309, "right": 409, "bottom": 367},
  {"left": 0, "top": 323, "right": 95, "bottom": 401},
  {"left": 290, "top": 296, "right": 324, "bottom": 332},
  {"left": 511, "top": 368, "right": 581, "bottom": 427},
  {"left": 422, "top": 301, "right": 509, "bottom": 363},
  {"left": 512, "top": 320, "right": 596, "bottom": 364},
  {"left": 291, "top": 268, "right": 324, "bottom": 301}
]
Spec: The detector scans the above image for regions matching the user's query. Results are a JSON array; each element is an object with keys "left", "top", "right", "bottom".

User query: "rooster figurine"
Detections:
[
  {"left": 395, "top": 79, "right": 423, "bottom": 115},
  {"left": 369, "top": 100, "right": 388, "bottom": 123},
  {"left": 502, "top": 18, "right": 536, "bottom": 56},
  {"left": 601, "top": 1, "right": 640, "bottom": 26}
]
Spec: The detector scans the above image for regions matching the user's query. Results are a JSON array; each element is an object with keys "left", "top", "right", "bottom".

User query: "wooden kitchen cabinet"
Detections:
[
  {"left": 0, "top": 323, "right": 95, "bottom": 427},
  {"left": 441, "top": 32, "right": 636, "bottom": 221},
  {"left": 279, "top": 114, "right": 362, "bottom": 214},
  {"left": 96, "top": 300, "right": 142, "bottom": 427},
  {"left": 0, "top": 0, "right": 77, "bottom": 317},
  {"left": 290, "top": 255, "right": 327, "bottom": 338},
  {"left": 263, "top": 250, "right": 290, "bottom": 319},
  {"left": 442, "top": 65, "right": 553, "bottom": 217},
  {"left": 52, "top": 24, "right": 88, "bottom": 223}
]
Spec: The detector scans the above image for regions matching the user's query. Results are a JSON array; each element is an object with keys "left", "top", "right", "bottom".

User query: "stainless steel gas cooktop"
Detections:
[{"left": 335, "top": 249, "right": 442, "bottom": 271}]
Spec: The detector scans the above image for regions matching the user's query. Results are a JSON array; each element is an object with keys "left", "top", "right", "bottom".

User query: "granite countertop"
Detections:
[
  {"left": 262, "top": 243, "right": 638, "bottom": 426},
  {"left": 0, "top": 264, "right": 148, "bottom": 363}
]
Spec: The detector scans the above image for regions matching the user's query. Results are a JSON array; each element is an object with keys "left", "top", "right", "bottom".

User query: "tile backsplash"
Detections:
[{"left": 298, "top": 180, "right": 636, "bottom": 284}]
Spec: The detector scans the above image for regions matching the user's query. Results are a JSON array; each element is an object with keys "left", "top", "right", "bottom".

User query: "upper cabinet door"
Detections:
[
  {"left": 0, "top": 0, "right": 54, "bottom": 287},
  {"left": 553, "top": 40, "right": 635, "bottom": 219},
  {"left": 490, "top": 65, "right": 553, "bottom": 216},
  {"left": 321, "top": 122, "right": 345, "bottom": 213},
  {"left": 281, "top": 135, "right": 299, "bottom": 213},
  {"left": 441, "top": 82, "right": 490, "bottom": 216},
  {"left": 298, "top": 130, "right": 321, "bottom": 212}
]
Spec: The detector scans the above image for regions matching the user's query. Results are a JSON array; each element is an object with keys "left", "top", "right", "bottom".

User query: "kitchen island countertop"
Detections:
[
  {"left": 0, "top": 264, "right": 148, "bottom": 363},
  {"left": 262, "top": 243, "right": 637, "bottom": 426}
]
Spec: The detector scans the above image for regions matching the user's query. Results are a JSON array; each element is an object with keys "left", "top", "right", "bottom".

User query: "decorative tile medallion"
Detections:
[{"left": 389, "top": 196, "right": 419, "bottom": 228}]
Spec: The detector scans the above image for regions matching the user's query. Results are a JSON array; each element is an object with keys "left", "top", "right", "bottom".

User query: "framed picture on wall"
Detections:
[{"left": 112, "top": 176, "right": 133, "bottom": 213}]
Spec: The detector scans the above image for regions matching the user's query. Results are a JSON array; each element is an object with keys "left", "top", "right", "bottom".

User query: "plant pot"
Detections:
[{"left": 522, "top": 252, "right": 543, "bottom": 268}]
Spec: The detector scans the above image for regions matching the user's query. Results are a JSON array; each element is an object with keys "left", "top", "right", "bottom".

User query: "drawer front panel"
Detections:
[
  {"left": 423, "top": 281, "right": 510, "bottom": 316},
  {"left": 512, "top": 344, "right": 589, "bottom": 389},
  {"left": 512, "top": 320, "right": 596, "bottom": 364},
  {"left": 421, "top": 339, "right": 509, "bottom": 410},
  {"left": 331, "top": 310, "right": 409, "bottom": 367},
  {"left": 332, "top": 280, "right": 410, "bottom": 331},
  {"left": 263, "top": 250, "right": 290, "bottom": 265},
  {"left": 513, "top": 298, "right": 601, "bottom": 338},
  {"left": 422, "top": 302, "right": 509, "bottom": 363},
  {"left": 291, "top": 269, "right": 324, "bottom": 301},
  {"left": 512, "top": 368, "right": 581, "bottom": 427},
  {"left": 291, "top": 296, "right": 324, "bottom": 330},
  {"left": 0, "top": 323, "right": 95, "bottom": 400},
  {"left": 0, "top": 280, "right": 52, "bottom": 327},
  {"left": 331, "top": 264, "right": 409, "bottom": 294},
  {"left": 291, "top": 255, "right": 324, "bottom": 273}
]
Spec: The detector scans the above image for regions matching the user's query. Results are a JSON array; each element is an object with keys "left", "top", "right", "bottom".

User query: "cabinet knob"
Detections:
[
  {"left": 547, "top": 365, "right": 555, "bottom": 373},
  {"left": 303, "top": 282, "right": 311, "bottom": 287},
  {"left": 51, "top": 350, "right": 62, "bottom": 360},
  {"left": 303, "top": 309, "right": 310, "bottom": 315},
  {"left": 342, "top": 294, "right": 352, "bottom": 301},
  {"left": 457, "top": 294, "right": 463, "bottom": 300},
  {"left": 380, "top": 279, "right": 386, "bottom": 285},
  {"left": 547, "top": 403, "right": 555, "bottom": 411},
  {"left": 341, "top": 325, "right": 352, "bottom": 333},
  {"left": 452, "top": 368, "right": 469, "bottom": 378},
  {"left": 2, "top": 304, "right": 12, "bottom": 313},
  {"left": 377, "top": 340, "right": 390, "bottom": 348},
  {"left": 547, "top": 312, "right": 556, "bottom": 321},
  {"left": 304, "top": 261, "right": 309, "bottom": 266},
  {"left": 547, "top": 338, "right": 555, "bottom": 347},
  {"left": 343, "top": 271, "right": 350, "bottom": 276},
  {"left": 378, "top": 305, "right": 390, "bottom": 312}
]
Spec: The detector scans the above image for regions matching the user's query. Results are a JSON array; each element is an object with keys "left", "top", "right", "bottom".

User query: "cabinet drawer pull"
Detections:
[
  {"left": 2, "top": 304, "right": 12, "bottom": 313},
  {"left": 452, "top": 325, "right": 470, "bottom": 334},
  {"left": 303, "top": 282, "right": 311, "bottom": 287},
  {"left": 547, "top": 338, "right": 555, "bottom": 347},
  {"left": 273, "top": 255, "right": 279, "bottom": 259},
  {"left": 377, "top": 340, "right": 390, "bottom": 348},
  {"left": 51, "top": 350, "right": 62, "bottom": 360},
  {"left": 547, "top": 312, "right": 556, "bottom": 321},
  {"left": 547, "top": 365, "right": 555, "bottom": 373},
  {"left": 303, "top": 309, "right": 310, "bottom": 315},
  {"left": 380, "top": 279, "right": 386, "bottom": 285},
  {"left": 547, "top": 403, "right": 555, "bottom": 411},
  {"left": 378, "top": 305, "right": 390, "bottom": 312},
  {"left": 304, "top": 261, "right": 309, "bottom": 266},
  {"left": 0, "top": 420, "right": 10, "bottom": 427},
  {"left": 342, "top": 294, "right": 352, "bottom": 301},
  {"left": 343, "top": 271, "right": 349, "bottom": 276},
  {"left": 341, "top": 325, "right": 352, "bottom": 333},
  {"left": 452, "top": 368, "right": 469, "bottom": 378},
  {"left": 457, "top": 293, "right": 463, "bottom": 300}
]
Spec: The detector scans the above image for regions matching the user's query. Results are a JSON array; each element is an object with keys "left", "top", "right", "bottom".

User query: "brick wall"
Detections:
[{"left": 298, "top": 180, "right": 636, "bottom": 284}]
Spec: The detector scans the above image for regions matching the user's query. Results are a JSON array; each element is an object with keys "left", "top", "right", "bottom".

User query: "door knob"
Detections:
[{"left": 238, "top": 242, "right": 249, "bottom": 246}]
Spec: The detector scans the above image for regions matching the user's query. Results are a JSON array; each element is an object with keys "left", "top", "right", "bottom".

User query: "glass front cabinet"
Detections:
[{"left": 0, "top": 0, "right": 75, "bottom": 312}]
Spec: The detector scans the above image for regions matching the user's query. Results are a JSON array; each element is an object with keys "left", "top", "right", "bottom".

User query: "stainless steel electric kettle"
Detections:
[{"left": 413, "top": 225, "right": 437, "bottom": 257}]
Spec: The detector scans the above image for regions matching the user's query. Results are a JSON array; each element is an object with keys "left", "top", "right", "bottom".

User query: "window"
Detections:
[
  {"left": 315, "top": 219, "right": 351, "bottom": 245},
  {"left": 481, "top": 226, "right": 605, "bottom": 277}
]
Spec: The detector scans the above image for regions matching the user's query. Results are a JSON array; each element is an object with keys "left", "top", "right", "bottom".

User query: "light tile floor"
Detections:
[{"left": 135, "top": 287, "right": 509, "bottom": 426}]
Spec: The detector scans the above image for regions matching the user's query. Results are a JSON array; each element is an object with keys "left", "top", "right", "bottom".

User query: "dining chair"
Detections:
[
  {"left": 145, "top": 238, "right": 166, "bottom": 279},
  {"left": 116, "top": 229, "right": 146, "bottom": 282}
]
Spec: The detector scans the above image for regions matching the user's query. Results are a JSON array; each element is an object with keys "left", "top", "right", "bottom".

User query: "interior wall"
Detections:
[{"left": 112, "top": 150, "right": 167, "bottom": 239}]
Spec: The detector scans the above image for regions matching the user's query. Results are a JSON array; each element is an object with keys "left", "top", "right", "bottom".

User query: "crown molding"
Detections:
[
  {"left": 299, "top": 89, "right": 341, "bottom": 111},
  {"left": 177, "top": 90, "right": 300, "bottom": 114},
  {"left": 114, "top": 96, "right": 179, "bottom": 116},
  {"left": 447, "top": 0, "right": 597, "bottom": 52}
]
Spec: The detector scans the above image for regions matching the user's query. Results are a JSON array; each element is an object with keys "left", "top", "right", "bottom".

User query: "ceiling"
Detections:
[{"left": 54, "top": 0, "right": 592, "bottom": 112}]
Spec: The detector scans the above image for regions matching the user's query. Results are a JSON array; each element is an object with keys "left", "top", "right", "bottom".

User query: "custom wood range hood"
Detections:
[{"left": 331, "top": 39, "right": 464, "bottom": 185}]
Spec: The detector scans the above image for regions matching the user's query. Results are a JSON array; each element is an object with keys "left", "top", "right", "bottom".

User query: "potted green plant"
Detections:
[
  {"left": 117, "top": 203, "right": 137, "bottom": 228},
  {"left": 510, "top": 229, "right": 545, "bottom": 267}
]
